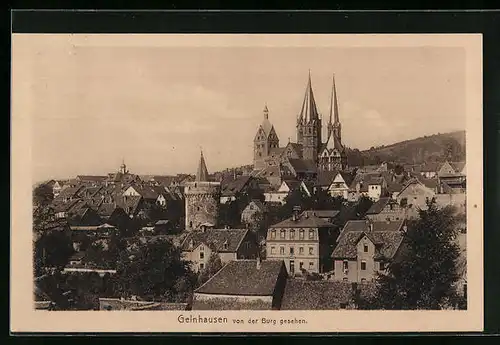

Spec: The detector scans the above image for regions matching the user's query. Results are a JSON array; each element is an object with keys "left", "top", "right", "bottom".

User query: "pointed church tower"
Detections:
[
  {"left": 184, "top": 150, "right": 221, "bottom": 231},
  {"left": 297, "top": 71, "right": 322, "bottom": 163},
  {"left": 196, "top": 150, "right": 209, "bottom": 182},
  {"left": 328, "top": 74, "right": 342, "bottom": 144},
  {"left": 319, "top": 74, "right": 347, "bottom": 172}
]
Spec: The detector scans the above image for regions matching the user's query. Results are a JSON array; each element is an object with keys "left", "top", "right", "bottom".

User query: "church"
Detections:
[{"left": 253, "top": 72, "right": 348, "bottom": 174}]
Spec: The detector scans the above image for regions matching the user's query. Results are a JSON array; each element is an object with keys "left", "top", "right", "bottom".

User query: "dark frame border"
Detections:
[{"left": 9, "top": 9, "right": 500, "bottom": 336}]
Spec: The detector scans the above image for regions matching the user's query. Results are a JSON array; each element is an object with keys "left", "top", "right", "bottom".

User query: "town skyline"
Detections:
[{"left": 13, "top": 35, "right": 466, "bottom": 183}]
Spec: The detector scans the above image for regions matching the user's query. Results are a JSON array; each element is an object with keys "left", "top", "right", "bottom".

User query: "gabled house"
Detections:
[
  {"left": 192, "top": 259, "right": 288, "bottom": 310},
  {"left": 326, "top": 172, "right": 353, "bottom": 199},
  {"left": 180, "top": 228, "right": 258, "bottom": 272},
  {"left": 220, "top": 175, "right": 258, "bottom": 204},
  {"left": 365, "top": 197, "right": 406, "bottom": 222},
  {"left": 266, "top": 210, "right": 336, "bottom": 275},
  {"left": 283, "top": 158, "right": 317, "bottom": 182},
  {"left": 263, "top": 179, "right": 311, "bottom": 205},
  {"left": 241, "top": 200, "right": 268, "bottom": 225},
  {"left": 332, "top": 219, "right": 406, "bottom": 283},
  {"left": 420, "top": 162, "right": 440, "bottom": 179},
  {"left": 396, "top": 178, "right": 436, "bottom": 211},
  {"left": 437, "top": 161, "right": 466, "bottom": 191}
]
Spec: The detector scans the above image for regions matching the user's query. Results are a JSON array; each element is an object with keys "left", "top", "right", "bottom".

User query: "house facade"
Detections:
[
  {"left": 331, "top": 220, "right": 405, "bottom": 283},
  {"left": 181, "top": 228, "right": 258, "bottom": 272},
  {"left": 266, "top": 210, "right": 335, "bottom": 275}
]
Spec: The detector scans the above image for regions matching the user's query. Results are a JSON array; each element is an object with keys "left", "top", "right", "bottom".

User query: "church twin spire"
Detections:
[{"left": 297, "top": 70, "right": 321, "bottom": 125}]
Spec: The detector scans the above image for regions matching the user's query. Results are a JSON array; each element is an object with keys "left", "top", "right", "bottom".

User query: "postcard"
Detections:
[{"left": 11, "top": 33, "right": 483, "bottom": 333}]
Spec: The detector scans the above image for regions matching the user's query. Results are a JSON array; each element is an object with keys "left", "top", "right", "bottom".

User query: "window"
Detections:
[
  {"left": 343, "top": 261, "right": 349, "bottom": 271},
  {"left": 280, "top": 247, "right": 285, "bottom": 255},
  {"left": 361, "top": 278, "right": 367, "bottom": 284},
  {"left": 379, "top": 262, "right": 386, "bottom": 270},
  {"left": 290, "top": 247, "right": 294, "bottom": 255},
  {"left": 363, "top": 244, "right": 368, "bottom": 252},
  {"left": 299, "top": 262, "right": 304, "bottom": 270},
  {"left": 290, "top": 260, "right": 295, "bottom": 274},
  {"left": 270, "top": 246, "right": 276, "bottom": 255},
  {"left": 340, "top": 302, "right": 348, "bottom": 309},
  {"left": 199, "top": 252, "right": 204, "bottom": 259},
  {"left": 309, "top": 247, "right": 314, "bottom": 255},
  {"left": 197, "top": 206, "right": 200, "bottom": 211},
  {"left": 271, "top": 230, "right": 276, "bottom": 239},
  {"left": 309, "top": 262, "right": 314, "bottom": 268},
  {"left": 361, "top": 261, "right": 367, "bottom": 270},
  {"left": 290, "top": 229, "right": 295, "bottom": 239},
  {"left": 299, "top": 247, "right": 304, "bottom": 255},
  {"left": 199, "top": 263, "right": 204, "bottom": 270},
  {"left": 343, "top": 277, "right": 348, "bottom": 282},
  {"left": 280, "top": 230, "right": 285, "bottom": 239},
  {"left": 299, "top": 230, "right": 305, "bottom": 240},
  {"left": 309, "top": 230, "right": 314, "bottom": 240}
]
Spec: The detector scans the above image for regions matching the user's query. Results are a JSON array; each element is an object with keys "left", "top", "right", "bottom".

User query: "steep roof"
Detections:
[
  {"left": 196, "top": 151, "right": 210, "bottom": 182},
  {"left": 332, "top": 230, "right": 404, "bottom": 260},
  {"left": 365, "top": 197, "right": 391, "bottom": 215},
  {"left": 76, "top": 175, "right": 107, "bottom": 182},
  {"left": 180, "top": 228, "right": 249, "bottom": 253},
  {"left": 340, "top": 219, "right": 405, "bottom": 234},
  {"left": 115, "top": 195, "right": 143, "bottom": 215},
  {"left": 324, "top": 130, "right": 344, "bottom": 151},
  {"left": 270, "top": 212, "right": 334, "bottom": 229},
  {"left": 194, "top": 260, "right": 285, "bottom": 296},
  {"left": 311, "top": 210, "right": 340, "bottom": 218},
  {"left": 287, "top": 158, "right": 317, "bottom": 173},
  {"left": 221, "top": 175, "right": 252, "bottom": 197},
  {"left": 297, "top": 72, "right": 320, "bottom": 123},
  {"left": 316, "top": 170, "right": 338, "bottom": 186},
  {"left": 281, "top": 280, "right": 353, "bottom": 310}
]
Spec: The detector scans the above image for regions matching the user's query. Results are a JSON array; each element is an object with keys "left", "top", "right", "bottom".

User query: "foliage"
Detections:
[
  {"left": 111, "top": 238, "right": 197, "bottom": 302},
  {"left": 198, "top": 253, "right": 224, "bottom": 286},
  {"left": 360, "top": 199, "right": 463, "bottom": 310},
  {"left": 33, "top": 183, "right": 54, "bottom": 207},
  {"left": 34, "top": 227, "right": 74, "bottom": 276}
]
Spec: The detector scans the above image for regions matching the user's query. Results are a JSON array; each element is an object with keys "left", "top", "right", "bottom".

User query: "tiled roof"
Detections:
[
  {"left": 333, "top": 224, "right": 404, "bottom": 260},
  {"left": 97, "top": 203, "right": 118, "bottom": 217},
  {"left": 245, "top": 200, "right": 268, "bottom": 213},
  {"left": 180, "top": 228, "right": 249, "bottom": 253},
  {"left": 194, "top": 259, "right": 285, "bottom": 296},
  {"left": 192, "top": 297, "right": 272, "bottom": 310},
  {"left": 366, "top": 197, "right": 391, "bottom": 215},
  {"left": 287, "top": 158, "right": 317, "bottom": 173},
  {"left": 77, "top": 175, "right": 107, "bottom": 182},
  {"left": 316, "top": 170, "right": 338, "bottom": 186},
  {"left": 421, "top": 162, "right": 441, "bottom": 172},
  {"left": 340, "top": 219, "right": 405, "bottom": 234},
  {"left": 115, "top": 195, "right": 143, "bottom": 214},
  {"left": 450, "top": 161, "right": 466, "bottom": 173},
  {"left": 270, "top": 212, "right": 334, "bottom": 229},
  {"left": 310, "top": 210, "right": 340, "bottom": 218},
  {"left": 280, "top": 280, "right": 353, "bottom": 310},
  {"left": 221, "top": 175, "right": 252, "bottom": 197}
]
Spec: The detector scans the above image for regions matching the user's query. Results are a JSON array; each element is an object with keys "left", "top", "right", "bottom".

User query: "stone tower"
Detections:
[
  {"left": 297, "top": 71, "right": 322, "bottom": 163},
  {"left": 253, "top": 104, "right": 279, "bottom": 169},
  {"left": 184, "top": 150, "right": 221, "bottom": 231}
]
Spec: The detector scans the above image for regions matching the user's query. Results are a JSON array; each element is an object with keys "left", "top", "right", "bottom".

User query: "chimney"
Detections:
[
  {"left": 369, "top": 222, "right": 373, "bottom": 232},
  {"left": 256, "top": 256, "right": 261, "bottom": 270}
]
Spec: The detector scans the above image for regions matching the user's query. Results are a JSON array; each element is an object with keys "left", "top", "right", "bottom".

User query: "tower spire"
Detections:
[
  {"left": 196, "top": 149, "right": 209, "bottom": 182},
  {"left": 298, "top": 70, "right": 319, "bottom": 124},
  {"left": 332, "top": 73, "right": 340, "bottom": 125}
]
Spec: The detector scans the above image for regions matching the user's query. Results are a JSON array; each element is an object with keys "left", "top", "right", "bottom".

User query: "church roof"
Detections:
[
  {"left": 297, "top": 71, "right": 320, "bottom": 124},
  {"left": 196, "top": 151, "right": 210, "bottom": 182},
  {"left": 323, "top": 130, "right": 344, "bottom": 151}
]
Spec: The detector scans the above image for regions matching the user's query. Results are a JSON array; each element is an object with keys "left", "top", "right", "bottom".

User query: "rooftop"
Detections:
[
  {"left": 194, "top": 259, "right": 285, "bottom": 296},
  {"left": 180, "top": 228, "right": 249, "bottom": 253}
]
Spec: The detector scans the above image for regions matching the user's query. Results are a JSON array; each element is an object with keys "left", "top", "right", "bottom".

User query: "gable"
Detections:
[
  {"left": 254, "top": 127, "right": 267, "bottom": 142},
  {"left": 398, "top": 181, "right": 435, "bottom": 198},
  {"left": 278, "top": 181, "right": 291, "bottom": 192},
  {"left": 332, "top": 173, "right": 346, "bottom": 184},
  {"left": 438, "top": 162, "right": 456, "bottom": 175}
]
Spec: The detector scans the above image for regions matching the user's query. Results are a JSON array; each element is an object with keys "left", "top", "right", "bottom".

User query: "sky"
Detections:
[{"left": 12, "top": 35, "right": 466, "bottom": 182}]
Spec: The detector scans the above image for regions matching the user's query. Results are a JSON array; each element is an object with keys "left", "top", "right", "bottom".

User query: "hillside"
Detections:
[{"left": 347, "top": 130, "right": 466, "bottom": 167}]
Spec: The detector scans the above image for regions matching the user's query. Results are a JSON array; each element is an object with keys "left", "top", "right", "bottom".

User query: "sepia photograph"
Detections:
[{"left": 11, "top": 33, "right": 483, "bottom": 332}]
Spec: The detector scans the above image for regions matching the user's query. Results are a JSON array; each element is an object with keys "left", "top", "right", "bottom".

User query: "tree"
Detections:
[
  {"left": 112, "top": 238, "right": 197, "bottom": 302},
  {"left": 198, "top": 253, "right": 224, "bottom": 286},
  {"left": 33, "top": 183, "right": 54, "bottom": 208},
  {"left": 362, "top": 199, "right": 463, "bottom": 310}
]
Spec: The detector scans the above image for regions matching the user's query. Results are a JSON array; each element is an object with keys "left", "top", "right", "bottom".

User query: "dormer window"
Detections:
[{"left": 223, "top": 240, "right": 228, "bottom": 251}]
